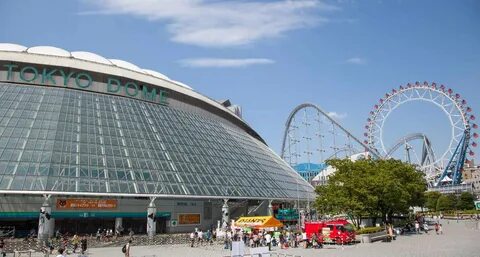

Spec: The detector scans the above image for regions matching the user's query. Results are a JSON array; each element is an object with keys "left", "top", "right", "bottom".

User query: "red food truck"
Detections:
[{"left": 304, "top": 219, "right": 356, "bottom": 244}]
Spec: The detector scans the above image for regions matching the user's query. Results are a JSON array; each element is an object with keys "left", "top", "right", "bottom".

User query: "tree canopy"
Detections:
[
  {"left": 314, "top": 158, "right": 426, "bottom": 226},
  {"left": 424, "top": 191, "right": 442, "bottom": 212},
  {"left": 456, "top": 192, "right": 475, "bottom": 210},
  {"left": 424, "top": 191, "right": 475, "bottom": 212},
  {"left": 436, "top": 194, "right": 457, "bottom": 211}
]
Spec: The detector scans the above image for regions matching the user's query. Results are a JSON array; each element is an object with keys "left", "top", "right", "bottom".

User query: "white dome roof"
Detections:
[
  {"left": 0, "top": 43, "right": 193, "bottom": 90},
  {"left": 0, "top": 43, "right": 27, "bottom": 52},
  {"left": 171, "top": 80, "right": 193, "bottom": 90},
  {"left": 71, "top": 51, "right": 112, "bottom": 65},
  {"left": 143, "top": 69, "right": 169, "bottom": 80},
  {"left": 109, "top": 59, "right": 146, "bottom": 74},
  {"left": 27, "top": 46, "right": 71, "bottom": 57}
]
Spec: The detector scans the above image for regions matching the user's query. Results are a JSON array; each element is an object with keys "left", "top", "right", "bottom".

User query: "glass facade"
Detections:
[{"left": 0, "top": 83, "right": 313, "bottom": 200}]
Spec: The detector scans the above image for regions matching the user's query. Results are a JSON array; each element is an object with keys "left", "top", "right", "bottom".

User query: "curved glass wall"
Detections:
[{"left": 0, "top": 83, "right": 313, "bottom": 200}]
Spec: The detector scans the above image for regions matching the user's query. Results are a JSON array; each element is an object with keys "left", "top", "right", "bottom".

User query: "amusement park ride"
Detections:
[{"left": 281, "top": 82, "right": 477, "bottom": 190}]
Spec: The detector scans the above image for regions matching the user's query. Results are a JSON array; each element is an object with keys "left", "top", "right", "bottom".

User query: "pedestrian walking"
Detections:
[
  {"left": 80, "top": 236, "right": 88, "bottom": 254},
  {"left": 415, "top": 221, "right": 420, "bottom": 234},
  {"left": 72, "top": 234, "right": 79, "bottom": 253},
  {"left": 122, "top": 240, "right": 131, "bottom": 257},
  {"left": 439, "top": 224, "right": 443, "bottom": 235},
  {"left": 434, "top": 223, "right": 439, "bottom": 235}
]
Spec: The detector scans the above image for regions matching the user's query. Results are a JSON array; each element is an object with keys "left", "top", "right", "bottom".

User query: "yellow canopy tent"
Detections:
[{"left": 235, "top": 216, "right": 284, "bottom": 229}]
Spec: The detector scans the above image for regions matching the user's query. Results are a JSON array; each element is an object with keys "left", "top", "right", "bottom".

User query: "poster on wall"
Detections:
[
  {"left": 56, "top": 199, "right": 117, "bottom": 210},
  {"left": 178, "top": 213, "right": 201, "bottom": 225}
]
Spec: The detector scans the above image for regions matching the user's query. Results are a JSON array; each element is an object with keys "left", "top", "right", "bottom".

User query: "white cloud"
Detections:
[
  {"left": 328, "top": 111, "right": 347, "bottom": 119},
  {"left": 81, "top": 0, "right": 337, "bottom": 47},
  {"left": 179, "top": 58, "right": 274, "bottom": 68},
  {"left": 346, "top": 57, "right": 366, "bottom": 65}
]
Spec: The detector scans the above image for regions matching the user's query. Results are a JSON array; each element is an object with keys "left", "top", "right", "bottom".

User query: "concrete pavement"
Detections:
[{"left": 86, "top": 220, "right": 480, "bottom": 257}]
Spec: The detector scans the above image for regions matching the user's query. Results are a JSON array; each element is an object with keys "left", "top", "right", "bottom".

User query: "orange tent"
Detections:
[{"left": 235, "top": 216, "right": 284, "bottom": 229}]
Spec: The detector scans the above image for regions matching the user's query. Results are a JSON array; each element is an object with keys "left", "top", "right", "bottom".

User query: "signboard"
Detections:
[
  {"left": 0, "top": 63, "right": 168, "bottom": 104},
  {"left": 56, "top": 199, "right": 117, "bottom": 210},
  {"left": 170, "top": 219, "right": 178, "bottom": 227},
  {"left": 475, "top": 201, "right": 480, "bottom": 210},
  {"left": 275, "top": 209, "right": 299, "bottom": 221},
  {"left": 178, "top": 213, "right": 201, "bottom": 225}
]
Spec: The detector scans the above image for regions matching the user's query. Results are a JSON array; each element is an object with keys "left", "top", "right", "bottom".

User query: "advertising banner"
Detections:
[
  {"left": 178, "top": 213, "right": 201, "bottom": 225},
  {"left": 56, "top": 199, "right": 117, "bottom": 210}
]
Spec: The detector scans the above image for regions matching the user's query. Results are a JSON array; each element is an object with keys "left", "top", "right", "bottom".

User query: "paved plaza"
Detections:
[{"left": 86, "top": 220, "right": 480, "bottom": 257}]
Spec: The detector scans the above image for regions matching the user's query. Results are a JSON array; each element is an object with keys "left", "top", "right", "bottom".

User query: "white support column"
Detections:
[
  {"left": 115, "top": 217, "right": 123, "bottom": 235},
  {"left": 268, "top": 200, "right": 273, "bottom": 216},
  {"left": 221, "top": 199, "right": 229, "bottom": 230},
  {"left": 38, "top": 195, "right": 54, "bottom": 241},
  {"left": 147, "top": 197, "right": 156, "bottom": 238}
]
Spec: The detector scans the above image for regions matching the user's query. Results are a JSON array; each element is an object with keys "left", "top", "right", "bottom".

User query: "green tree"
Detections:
[
  {"left": 314, "top": 159, "right": 426, "bottom": 225},
  {"left": 424, "top": 191, "right": 442, "bottom": 212},
  {"left": 436, "top": 194, "right": 456, "bottom": 211},
  {"left": 456, "top": 192, "right": 475, "bottom": 210}
]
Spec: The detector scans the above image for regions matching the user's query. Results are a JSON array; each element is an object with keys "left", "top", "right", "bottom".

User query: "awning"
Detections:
[
  {"left": 235, "top": 216, "right": 284, "bottom": 228},
  {"left": 441, "top": 176, "right": 453, "bottom": 182}
]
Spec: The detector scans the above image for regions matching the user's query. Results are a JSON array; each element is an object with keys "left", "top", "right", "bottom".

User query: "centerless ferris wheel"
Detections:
[{"left": 364, "top": 81, "right": 478, "bottom": 187}]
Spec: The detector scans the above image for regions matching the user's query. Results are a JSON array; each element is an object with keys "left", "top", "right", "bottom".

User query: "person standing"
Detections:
[
  {"left": 415, "top": 221, "right": 420, "bottom": 234},
  {"left": 96, "top": 229, "right": 101, "bottom": 242},
  {"left": 265, "top": 232, "right": 272, "bottom": 251},
  {"left": 439, "top": 224, "right": 443, "bottom": 235},
  {"left": 434, "top": 223, "right": 439, "bottom": 235},
  {"left": 190, "top": 231, "right": 195, "bottom": 247},
  {"left": 198, "top": 230, "right": 204, "bottom": 246}
]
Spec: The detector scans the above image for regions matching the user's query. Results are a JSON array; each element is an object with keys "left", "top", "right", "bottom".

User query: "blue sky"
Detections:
[{"left": 0, "top": 0, "right": 479, "bottom": 164}]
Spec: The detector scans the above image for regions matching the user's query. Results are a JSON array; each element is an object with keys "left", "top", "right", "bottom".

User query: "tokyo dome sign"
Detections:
[{"left": 0, "top": 63, "right": 168, "bottom": 104}]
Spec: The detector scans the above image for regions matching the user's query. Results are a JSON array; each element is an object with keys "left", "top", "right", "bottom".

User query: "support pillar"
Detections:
[
  {"left": 115, "top": 217, "right": 123, "bottom": 235},
  {"left": 38, "top": 196, "right": 53, "bottom": 242},
  {"left": 147, "top": 198, "right": 156, "bottom": 238},
  {"left": 221, "top": 199, "right": 229, "bottom": 230},
  {"left": 268, "top": 200, "right": 273, "bottom": 216}
]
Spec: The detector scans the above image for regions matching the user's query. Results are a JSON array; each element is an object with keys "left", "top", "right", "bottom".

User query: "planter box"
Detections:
[{"left": 357, "top": 231, "right": 387, "bottom": 243}]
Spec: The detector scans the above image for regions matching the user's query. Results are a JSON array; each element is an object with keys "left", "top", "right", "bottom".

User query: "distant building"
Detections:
[
  {"left": 463, "top": 160, "right": 480, "bottom": 195},
  {"left": 293, "top": 163, "right": 327, "bottom": 182},
  {"left": 310, "top": 152, "right": 370, "bottom": 186}
]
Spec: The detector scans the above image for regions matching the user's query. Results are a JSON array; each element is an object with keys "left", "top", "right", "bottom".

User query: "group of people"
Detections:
[
  {"left": 95, "top": 228, "right": 135, "bottom": 242},
  {"left": 221, "top": 229, "right": 322, "bottom": 251},
  {"left": 45, "top": 232, "right": 88, "bottom": 256},
  {"left": 414, "top": 220, "right": 443, "bottom": 234},
  {"left": 189, "top": 229, "right": 215, "bottom": 247}
]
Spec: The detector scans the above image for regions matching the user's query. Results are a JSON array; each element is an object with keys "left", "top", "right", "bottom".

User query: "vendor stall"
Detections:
[{"left": 235, "top": 216, "right": 284, "bottom": 230}]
